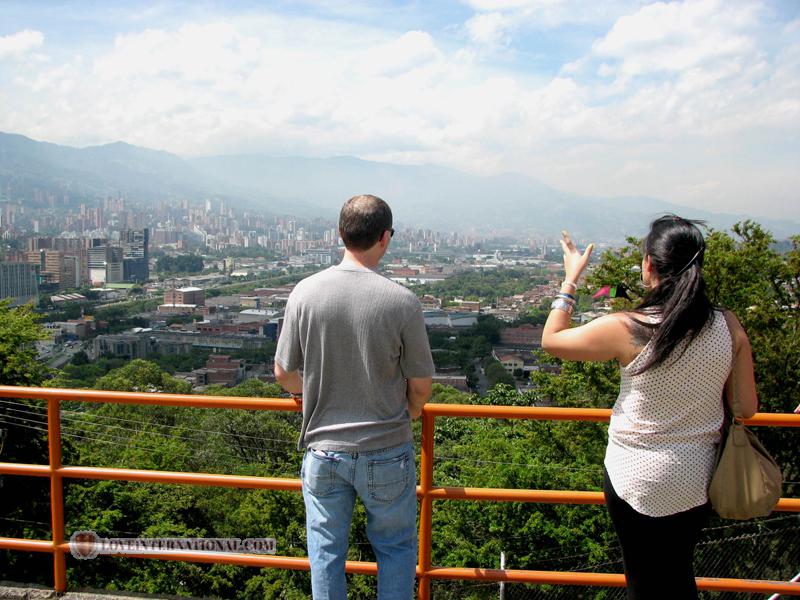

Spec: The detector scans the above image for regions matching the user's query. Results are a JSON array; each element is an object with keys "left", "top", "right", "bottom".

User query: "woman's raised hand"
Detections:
[{"left": 560, "top": 230, "right": 594, "bottom": 283}]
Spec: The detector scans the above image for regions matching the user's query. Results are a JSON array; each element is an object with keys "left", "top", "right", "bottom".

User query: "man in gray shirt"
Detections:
[{"left": 274, "top": 194, "right": 434, "bottom": 600}]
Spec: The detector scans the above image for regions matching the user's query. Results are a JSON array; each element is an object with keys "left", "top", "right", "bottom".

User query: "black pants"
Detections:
[{"left": 604, "top": 468, "right": 710, "bottom": 600}]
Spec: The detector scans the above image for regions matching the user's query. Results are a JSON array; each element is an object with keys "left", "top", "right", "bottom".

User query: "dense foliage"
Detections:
[
  {"left": 0, "top": 301, "right": 50, "bottom": 386},
  {"left": 416, "top": 269, "right": 548, "bottom": 303},
  {"left": 156, "top": 254, "right": 205, "bottom": 275},
  {"left": 0, "top": 301, "right": 54, "bottom": 582}
]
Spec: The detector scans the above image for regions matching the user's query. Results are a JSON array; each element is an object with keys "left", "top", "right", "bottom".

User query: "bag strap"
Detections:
[{"left": 722, "top": 310, "right": 743, "bottom": 421}]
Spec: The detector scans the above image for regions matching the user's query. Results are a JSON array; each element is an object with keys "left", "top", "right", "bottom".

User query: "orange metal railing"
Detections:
[{"left": 0, "top": 385, "right": 798, "bottom": 598}]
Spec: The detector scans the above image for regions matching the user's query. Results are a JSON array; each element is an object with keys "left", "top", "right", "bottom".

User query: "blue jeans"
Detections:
[{"left": 301, "top": 441, "right": 417, "bottom": 600}]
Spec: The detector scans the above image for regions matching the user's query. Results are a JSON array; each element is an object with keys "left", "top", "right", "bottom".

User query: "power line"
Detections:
[
  {"left": 0, "top": 416, "right": 199, "bottom": 461},
  {"left": 0, "top": 416, "right": 255, "bottom": 471},
  {"left": 0, "top": 403, "right": 298, "bottom": 459},
  {"left": 0, "top": 398, "right": 299, "bottom": 446},
  {"left": 437, "top": 455, "right": 603, "bottom": 473},
  {"left": 0, "top": 516, "right": 141, "bottom": 537}
]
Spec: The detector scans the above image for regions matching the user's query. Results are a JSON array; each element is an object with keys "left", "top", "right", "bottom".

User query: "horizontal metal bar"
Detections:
[
  {"left": 775, "top": 498, "right": 800, "bottom": 512},
  {"left": 426, "top": 567, "right": 626, "bottom": 586},
  {"left": 3, "top": 463, "right": 798, "bottom": 510},
  {"left": 52, "top": 544, "right": 373, "bottom": 574},
  {"left": 0, "top": 462, "right": 52, "bottom": 477},
  {"left": 425, "top": 567, "right": 800, "bottom": 594},
  {"left": 744, "top": 412, "right": 800, "bottom": 427},
  {"left": 0, "top": 386, "right": 301, "bottom": 412},
  {"left": 0, "top": 537, "right": 55, "bottom": 553},
  {"left": 56, "top": 466, "right": 302, "bottom": 491},
  {"left": 426, "top": 488, "right": 800, "bottom": 511},
  {"left": 2, "top": 385, "right": 796, "bottom": 425},
  {"left": 424, "top": 404, "right": 612, "bottom": 421},
  {"left": 428, "top": 487, "right": 605, "bottom": 504}
]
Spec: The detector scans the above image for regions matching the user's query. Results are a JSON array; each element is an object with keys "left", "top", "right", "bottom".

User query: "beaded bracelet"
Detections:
[
  {"left": 556, "top": 291, "right": 576, "bottom": 302},
  {"left": 550, "top": 297, "right": 574, "bottom": 315},
  {"left": 562, "top": 280, "right": 577, "bottom": 291}
]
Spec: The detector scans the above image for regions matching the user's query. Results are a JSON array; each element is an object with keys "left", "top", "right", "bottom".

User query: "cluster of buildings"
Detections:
[
  {"left": 91, "top": 285, "right": 290, "bottom": 358},
  {"left": 0, "top": 229, "right": 150, "bottom": 305},
  {"left": 0, "top": 183, "right": 583, "bottom": 312},
  {"left": 1, "top": 187, "right": 596, "bottom": 396}
]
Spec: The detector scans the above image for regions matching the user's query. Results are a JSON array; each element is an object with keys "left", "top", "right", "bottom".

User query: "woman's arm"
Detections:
[
  {"left": 543, "top": 312, "right": 634, "bottom": 362},
  {"left": 541, "top": 231, "right": 633, "bottom": 362},
  {"left": 722, "top": 311, "right": 758, "bottom": 418}
]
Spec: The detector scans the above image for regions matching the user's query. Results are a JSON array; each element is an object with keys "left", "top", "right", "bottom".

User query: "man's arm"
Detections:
[
  {"left": 407, "top": 376, "right": 432, "bottom": 419},
  {"left": 274, "top": 362, "right": 303, "bottom": 396}
]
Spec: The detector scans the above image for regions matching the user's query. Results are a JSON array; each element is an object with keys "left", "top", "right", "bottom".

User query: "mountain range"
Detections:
[{"left": 1, "top": 131, "right": 796, "bottom": 241}]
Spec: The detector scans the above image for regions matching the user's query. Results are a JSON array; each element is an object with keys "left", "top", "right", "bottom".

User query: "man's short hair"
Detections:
[{"left": 339, "top": 195, "right": 393, "bottom": 251}]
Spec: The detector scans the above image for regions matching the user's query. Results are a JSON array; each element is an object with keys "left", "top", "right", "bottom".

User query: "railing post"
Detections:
[
  {"left": 418, "top": 411, "right": 435, "bottom": 600},
  {"left": 47, "top": 398, "right": 67, "bottom": 593}
]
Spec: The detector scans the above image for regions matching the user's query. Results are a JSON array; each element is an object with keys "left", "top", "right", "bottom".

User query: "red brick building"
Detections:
[{"left": 164, "top": 286, "right": 205, "bottom": 306}]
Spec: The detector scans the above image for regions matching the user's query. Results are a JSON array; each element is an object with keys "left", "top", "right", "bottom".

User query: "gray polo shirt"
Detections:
[{"left": 275, "top": 263, "right": 435, "bottom": 452}]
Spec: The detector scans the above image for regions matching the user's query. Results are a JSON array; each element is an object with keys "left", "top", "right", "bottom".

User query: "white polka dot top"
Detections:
[{"left": 604, "top": 310, "right": 733, "bottom": 517}]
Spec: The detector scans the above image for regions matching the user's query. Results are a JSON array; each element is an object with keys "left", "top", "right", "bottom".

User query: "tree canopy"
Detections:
[{"left": 155, "top": 254, "right": 205, "bottom": 275}]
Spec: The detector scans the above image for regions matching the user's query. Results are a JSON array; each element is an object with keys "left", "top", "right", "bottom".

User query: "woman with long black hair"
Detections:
[{"left": 542, "top": 215, "right": 758, "bottom": 599}]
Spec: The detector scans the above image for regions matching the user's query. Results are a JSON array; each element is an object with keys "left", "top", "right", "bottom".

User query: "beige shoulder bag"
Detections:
[{"left": 708, "top": 385, "right": 782, "bottom": 520}]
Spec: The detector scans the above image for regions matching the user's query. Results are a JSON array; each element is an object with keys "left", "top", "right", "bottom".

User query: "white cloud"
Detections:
[
  {"left": 93, "top": 23, "right": 261, "bottom": 89},
  {"left": 592, "top": 0, "right": 757, "bottom": 80},
  {"left": 464, "top": 0, "right": 554, "bottom": 9},
  {"left": 462, "top": 0, "right": 647, "bottom": 30},
  {"left": 0, "top": 29, "right": 44, "bottom": 59},
  {"left": 464, "top": 12, "right": 512, "bottom": 46},
  {"left": 0, "top": 2, "right": 798, "bottom": 220},
  {"left": 354, "top": 31, "right": 442, "bottom": 77}
]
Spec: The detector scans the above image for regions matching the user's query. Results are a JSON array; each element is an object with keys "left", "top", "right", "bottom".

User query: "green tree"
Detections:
[
  {"left": 93, "top": 359, "right": 192, "bottom": 394},
  {"left": 0, "top": 301, "right": 56, "bottom": 585},
  {"left": 416, "top": 269, "right": 549, "bottom": 304},
  {"left": 155, "top": 254, "right": 204, "bottom": 275},
  {"left": 0, "top": 301, "right": 50, "bottom": 386},
  {"left": 70, "top": 350, "right": 90, "bottom": 366},
  {"left": 484, "top": 361, "right": 516, "bottom": 387}
]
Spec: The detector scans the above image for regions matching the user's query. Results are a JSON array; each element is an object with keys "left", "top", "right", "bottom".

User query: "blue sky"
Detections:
[{"left": 1, "top": 0, "right": 798, "bottom": 219}]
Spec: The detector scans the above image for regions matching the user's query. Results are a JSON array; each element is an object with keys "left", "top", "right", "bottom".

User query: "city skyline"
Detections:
[{"left": 0, "top": 0, "right": 798, "bottom": 220}]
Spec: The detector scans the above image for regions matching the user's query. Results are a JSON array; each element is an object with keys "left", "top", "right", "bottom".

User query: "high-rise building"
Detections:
[
  {"left": 0, "top": 262, "right": 39, "bottom": 306},
  {"left": 121, "top": 228, "right": 149, "bottom": 282},
  {"left": 107, "top": 246, "right": 123, "bottom": 283},
  {"left": 62, "top": 255, "right": 81, "bottom": 289},
  {"left": 88, "top": 244, "right": 124, "bottom": 286}
]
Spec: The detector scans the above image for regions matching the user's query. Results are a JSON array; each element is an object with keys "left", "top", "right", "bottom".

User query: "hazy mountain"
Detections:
[
  {"left": 188, "top": 154, "right": 797, "bottom": 240},
  {"left": 1, "top": 132, "right": 797, "bottom": 240},
  {"left": 0, "top": 132, "right": 203, "bottom": 198}
]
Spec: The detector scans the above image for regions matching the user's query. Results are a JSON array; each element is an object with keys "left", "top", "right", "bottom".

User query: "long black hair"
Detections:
[{"left": 631, "top": 215, "right": 714, "bottom": 374}]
